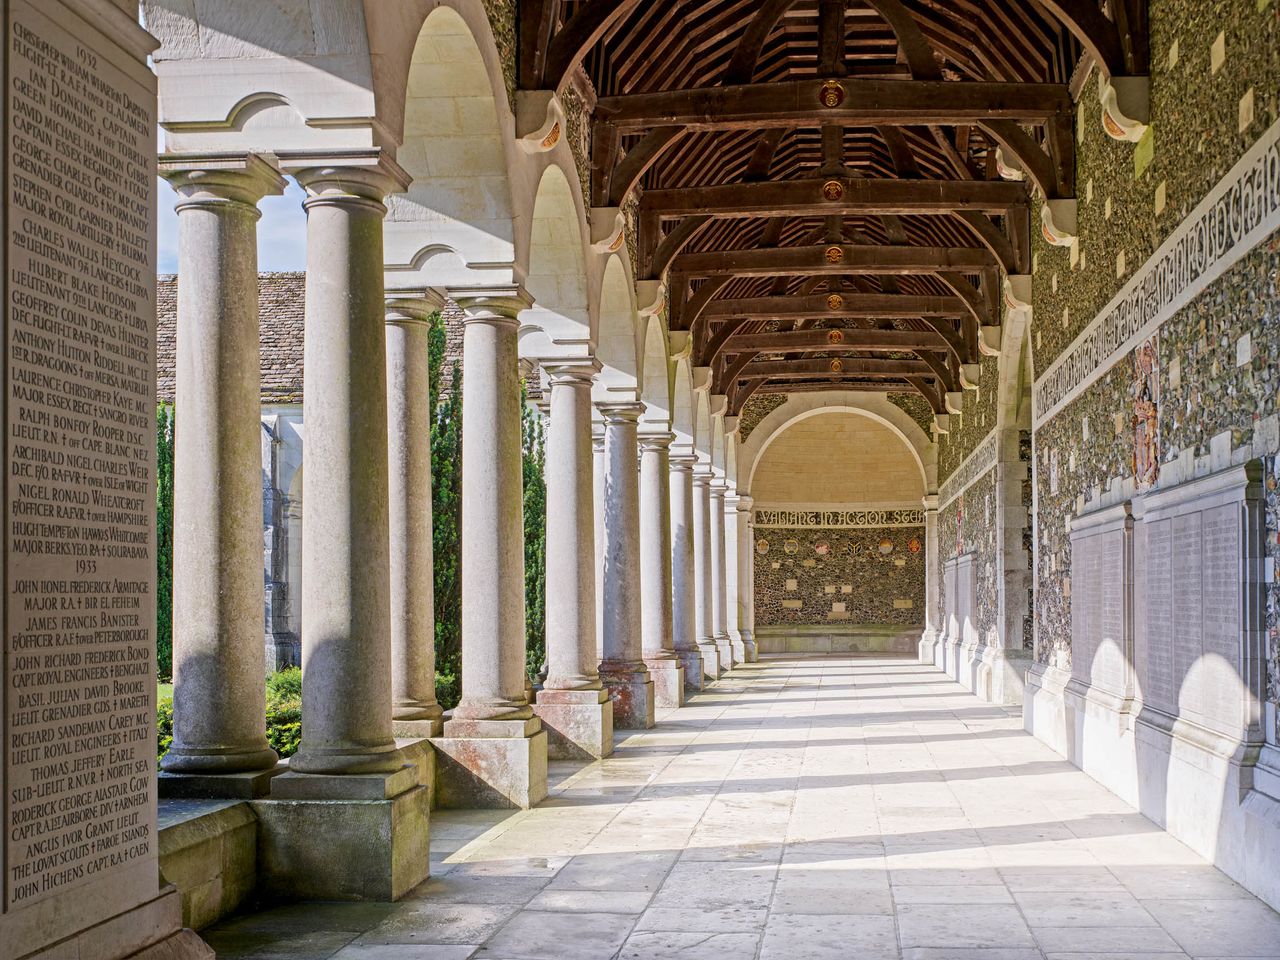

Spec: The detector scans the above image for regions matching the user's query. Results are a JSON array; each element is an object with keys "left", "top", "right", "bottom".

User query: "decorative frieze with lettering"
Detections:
[
  {"left": 753, "top": 507, "right": 924, "bottom": 529},
  {"left": 938, "top": 429, "right": 997, "bottom": 510},
  {"left": 3, "top": 1, "right": 164, "bottom": 955},
  {"left": 1035, "top": 117, "right": 1280, "bottom": 428}
]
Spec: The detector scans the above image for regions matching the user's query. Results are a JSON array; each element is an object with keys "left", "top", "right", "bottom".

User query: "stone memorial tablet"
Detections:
[
  {"left": 1171, "top": 512, "right": 1204, "bottom": 718},
  {"left": 1143, "top": 518, "right": 1174, "bottom": 713},
  {"left": 1, "top": 2, "right": 195, "bottom": 958}
]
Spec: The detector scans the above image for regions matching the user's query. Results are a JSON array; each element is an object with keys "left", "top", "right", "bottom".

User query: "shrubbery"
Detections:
[{"left": 157, "top": 667, "right": 303, "bottom": 761}]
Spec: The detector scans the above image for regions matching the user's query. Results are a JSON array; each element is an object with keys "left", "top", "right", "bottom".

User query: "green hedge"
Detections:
[{"left": 158, "top": 667, "right": 303, "bottom": 762}]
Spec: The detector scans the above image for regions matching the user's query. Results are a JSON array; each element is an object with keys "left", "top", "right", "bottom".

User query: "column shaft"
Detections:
[
  {"left": 729, "top": 494, "right": 755, "bottom": 663},
  {"left": 386, "top": 298, "right": 443, "bottom": 736},
  {"left": 290, "top": 160, "right": 407, "bottom": 776},
  {"left": 710, "top": 483, "right": 733, "bottom": 667},
  {"left": 692, "top": 470, "right": 721, "bottom": 679},
  {"left": 161, "top": 156, "right": 282, "bottom": 780},
  {"left": 543, "top": 365, "right": 601, "bottom": 689},
  {"left": 640, "top": 434, "right": 684, "bottom": 706},
  {"left": 669, "top": 454, "right": 704, "bottom": 689},
  {"left": 598, "top": 403, "right": 654, "bottom": 728},
  {"left": 453, "top": 305, "right": 531, "bottom": 721}
]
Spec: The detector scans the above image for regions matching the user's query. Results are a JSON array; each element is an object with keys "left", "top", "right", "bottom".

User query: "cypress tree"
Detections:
[
  {"left": 429, "top": 313, "right": 464, "bottom": 708},
  {"left": 521, "top": 388, "right": 547, "bottom": 679},
  {"left": 155, "top": 404, "right": 175, "bottom": 680}
]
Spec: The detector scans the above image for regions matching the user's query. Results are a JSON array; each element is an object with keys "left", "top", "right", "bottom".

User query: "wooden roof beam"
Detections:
[
  {"left": 737, "top": 358, "right": 935, "bottom": 379},
  {"left": 641, "top": 177, "right": 1029, "bottom": 218},
  {"left": 671, "top": 243, "right": 996, "bottom": 277},
  {"left": 596, "top": 78, "right": 1072, "bottom": 131},
  {"left": 700, "top": 293, "right": 970, "bottom": 320},
  {"left": 720, "top": 329, "right": 951, "bottom": 353}
]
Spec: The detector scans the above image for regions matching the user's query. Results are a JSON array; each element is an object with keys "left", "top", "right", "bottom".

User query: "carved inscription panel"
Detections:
[
  {"left": 1070, "top": 525, "right": 1129, "bottom": 698},
  {"left": 4, "top": 0, "right": 157, "bottom": 911}
]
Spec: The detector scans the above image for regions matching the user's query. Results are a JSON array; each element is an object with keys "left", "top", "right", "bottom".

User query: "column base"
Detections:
[
  {"left": 714, "top": 635, "right": 735, "bottom": 669},
  {"left": 677, "top": 648, "right": 706, "bottom": 691},
  {"left": 251, "top": 783, "right": 431, "bottom": 901},
  {"left": 269, "top": 764, "right": 418, "bottom": 800},
  {"left": 393, "top": 717, "right": 445, "bottom": 738},
  {"left": 741, "top": 630, "right": 758, "bottom": 663},
  {"left": 159, "top": 765, "right": 284, "bottom": 800},
  {"left": 433, "top": 717, "right": 549, "bottom": 809},
  {"left": 644, "top": 656, "right": 685, "bottom": 708},
  {"left": 730, "top": 635, "right": 746, "bottom": 664},
  {"left": 534, "top": 688, "right": 614, "bottom": 761},
  {"left": 599, "top": 661, "right": 656, "bottom": 729},
  {"left": 697, "top": 641, "right": 722, "bottom": 681}
]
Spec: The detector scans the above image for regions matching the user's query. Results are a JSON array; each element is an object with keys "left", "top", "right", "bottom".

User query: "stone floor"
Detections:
[{"left": 205, "top": 656, "right": 1280, "bottom": 959}]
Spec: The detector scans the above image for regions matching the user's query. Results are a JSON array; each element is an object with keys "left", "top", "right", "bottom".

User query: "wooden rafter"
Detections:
[
  {"left": 596, "top": 79, "right": 1072, "bottom": 131},
  {"left": 671, "top": 243, "right": 996, "bottom": 277}
]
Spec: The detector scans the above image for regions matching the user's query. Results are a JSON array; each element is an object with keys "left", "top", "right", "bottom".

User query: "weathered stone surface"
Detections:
[
  {"left": 433, "top": 726, "right": 549, "bottom": 809},
  {"left": 644, "top": 657, "right": 685, "bottom": 708},
  {"left": 599, "top": 664, "right": 655, "bottom": 730},
  {"left": 251, "top": 785, "right": 431, "bottom": 902},
  {"left": 157, "top": 800, "right": 256, "bottom": 931},
  {"left": 533, "top": 688, "right": 614, "bottom": 761}
]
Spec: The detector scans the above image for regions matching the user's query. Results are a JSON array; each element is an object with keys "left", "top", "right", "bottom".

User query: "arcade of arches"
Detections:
[{"left": 4, "top": 1, "right": 1280, "bottom": 958}]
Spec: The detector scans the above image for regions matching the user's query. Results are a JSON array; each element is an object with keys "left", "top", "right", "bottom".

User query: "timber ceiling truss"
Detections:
[{"left": 520, "top": 0, "right": 1149, "bottom": 418}]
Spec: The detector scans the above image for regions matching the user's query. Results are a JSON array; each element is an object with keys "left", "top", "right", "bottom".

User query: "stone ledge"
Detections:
[{"left": 158, "top": 799, "right": 257, "bottom": 931}]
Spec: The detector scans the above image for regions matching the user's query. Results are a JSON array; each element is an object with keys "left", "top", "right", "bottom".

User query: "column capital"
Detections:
[
  {"left": 446, "top": 284, "right": 535, "bottom": 325},
  {"left": 922, "top": 494, "right": 939, "bottom": 511},
  {"left": 669, "top": 450, "right": 697, "bottom": 468},
  {"left": 542, "top": 356, "right": 601, "bottom": 385},
  {"left": 692, "top": 463, "right": 715, "bottom": 486},
  {"left": 729, "top": 493, "right": 754, "bottom": 512},
  {"left": 638, "top": 431, "right": 675, "bottom": 452},
  {"left": 597, "top": 400, "right": 645, "bottom": 424},
  {"left": 278, "top": 147, "right": 411, "bottom": 201},
  {"left": 159, "top": 151, "right": 285, "bottom": 208},
  {"left": 385, "top": 289, "right": 445, "bottom": 325}
]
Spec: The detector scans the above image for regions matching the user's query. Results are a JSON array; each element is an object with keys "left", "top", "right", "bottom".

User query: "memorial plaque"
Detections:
[
  {"left": 1069, "top": 519, "right": 1129, "bottom": 698},
  {"left": 1143, "top": 519, "right": 1174, "bottom": 713},
  {"left": 1172, "top": 512, "right": 1204, "bottom": 718},
  {"left": 1199, "top": 504, "right": 1244, "bottom": 730},
  {"left": 2, "top": 0, "right": 164, "bottom": 953}
]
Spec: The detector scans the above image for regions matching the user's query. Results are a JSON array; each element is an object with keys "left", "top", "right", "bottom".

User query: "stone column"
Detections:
[
  {"left": 159, "top": 154, "right": 283, "bottom": 798},
  {"left": 597, "top": 402, "right": 656, "bottom": 728},
  {"left": 433, "top": 287, "right": 548, "bottom": 809},
  {"left": 692, "top": 466, "right": 722, "bottom": 679},
  {"left": 670, "top": 452, "right": 705, "bottom": 689},
  {"left": 639, "top": 432, "right": 685, "bottom": 707},
  {"left": 593, "top": 426, "right": 606, "bottom": 662},
  {"left": 729, "top": 494, "right": 756, "bottom": 663},
  {"left": 919, "top": 495, "right": 942, "bottom": 666},
  {"left": 279, "top": 154, "right": 412, "bottom": 788},
  {"left": 710, "top": 479, "right": 734, "bottom": 668},
  {"left": 385, "top": 293, "right": 444, "bottom": 738},
  {"left": 534, "top": 360, "right": 613, "bottom": 760}
]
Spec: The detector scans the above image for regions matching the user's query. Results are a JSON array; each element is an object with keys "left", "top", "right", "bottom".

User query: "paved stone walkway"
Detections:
[{"left": 206, "top": 656, "right": 1280, "bottom": 959}]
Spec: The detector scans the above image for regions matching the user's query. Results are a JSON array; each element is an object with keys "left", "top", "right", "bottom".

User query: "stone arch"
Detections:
[
  {"left": 382, "top": 3, "right": 521, "bottom": 288},
  {"left": 742, "top": 394, "right": 936, "bottom": 496},
  {"left": 694, "top": 389, "right": 713, "bottom": 466},
  {"left": 671, "top": 357, "right": 697, "bottom": 454},
  {"left": 519, "top": 163, "right": 591, "bottom": 353},
  {"left": 594, "top": 254, "right": 640, "bottom": 402},
  {"left": 639, "top": 313, "right": 673, "bottom": 432}
]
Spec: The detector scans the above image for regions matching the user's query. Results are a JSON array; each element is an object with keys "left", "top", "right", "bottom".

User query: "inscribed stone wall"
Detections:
[
  {"left": 1, "top": 1, "right": 175, "bottom": 955},
  {"left": 753, "top": 525, "right": 924, "bottom": 626},
  {"left": 938, "top": 466, "right": 1000, "bottom": 645},
  {"left": 1028, "top": 0, "right": 1280, "bottom": 697}
]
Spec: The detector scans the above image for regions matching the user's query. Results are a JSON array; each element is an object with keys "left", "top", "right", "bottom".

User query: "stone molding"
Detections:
[
  {"left": 938, "top": 428, "right": 998, "bottom": 509},
  {"left": 1034, "top": 116, "right": 1280, "bottom": 428}
]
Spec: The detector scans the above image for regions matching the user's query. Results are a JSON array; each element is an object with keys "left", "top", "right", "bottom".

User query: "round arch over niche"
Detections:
[
  {"left": 594, "top": 254, "right": 640, "bottom": 402},
  {"left": 671, "top": 357, "right": 696, "bottom": 453},
  {"left": 521, "top": 163, "right": 590, "bottom": 349},
  {"left": 742, "top": 394, "right": 935, "bottom": 498},
  {"left": 639, "top": 313, "right": 672, "bottom": 431},
  {"left": 381, "top": 3, "right": 519, "bottom": 287}
]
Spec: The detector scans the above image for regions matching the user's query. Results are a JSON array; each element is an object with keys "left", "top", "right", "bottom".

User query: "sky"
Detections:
[{"left": 156, "top": 177, "right": 310, "bottom": 274}]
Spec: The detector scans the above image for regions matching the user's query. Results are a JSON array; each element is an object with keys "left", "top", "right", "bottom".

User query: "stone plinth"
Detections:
[
  {"left": 251, "top": 784, "right": 431, "bottom": 902},
  {"left": 678, "top": 649, "right": 707, "bottom": 691},
  {"left": 645, "top": 657, "right": 686, "bottom": 708},
  {"left": 599, "top": 662, "right": 656, "bottom": 729},
  {"left": 159, "top": 766, "right": 283, "bottom": 801},
  {"left": 534, "top": 688, "right": 614, "bottom": 760},
  {"left": 433, "top": 717, "right": 549, "bottom": 809}
]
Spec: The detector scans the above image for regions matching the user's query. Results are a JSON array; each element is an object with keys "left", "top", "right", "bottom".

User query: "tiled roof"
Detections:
[{"left": 156, "top": 273, "right": 306, "bottom": 404}]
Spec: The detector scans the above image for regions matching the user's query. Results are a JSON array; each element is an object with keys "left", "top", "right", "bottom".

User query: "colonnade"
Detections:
[{"left": 158, "top": 151, "right": 757, "bottom": 807}]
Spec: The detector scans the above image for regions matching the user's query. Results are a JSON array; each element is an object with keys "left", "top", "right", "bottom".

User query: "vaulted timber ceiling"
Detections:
[{"left": 519, "top": 0, "right": 1149, "bottom": 415}]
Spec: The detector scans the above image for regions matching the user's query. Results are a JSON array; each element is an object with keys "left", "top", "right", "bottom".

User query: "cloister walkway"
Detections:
[{"left": 205, "top": 657, "right": 1280, "bottom": 960}]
